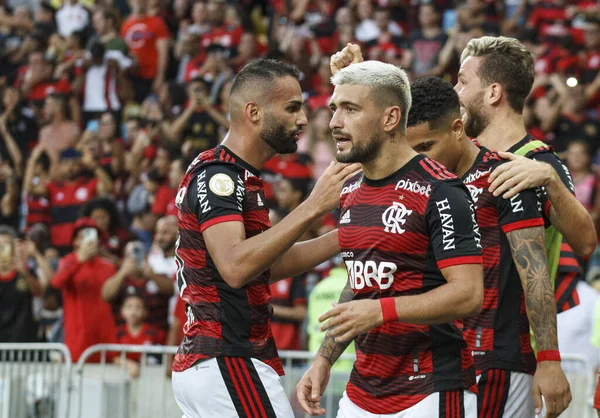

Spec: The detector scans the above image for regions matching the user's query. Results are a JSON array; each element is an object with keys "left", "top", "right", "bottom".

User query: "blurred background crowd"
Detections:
[{"left": 1, "top": 0, "right": 600, "bottom": 378}]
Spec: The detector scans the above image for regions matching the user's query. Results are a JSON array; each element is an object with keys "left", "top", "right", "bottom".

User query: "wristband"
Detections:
[
  {"left": 536, "top": 350, "right": 561, "bottom": 363},
  {"left": 380, "top": 298, "right": 398, "bottom": 323}
]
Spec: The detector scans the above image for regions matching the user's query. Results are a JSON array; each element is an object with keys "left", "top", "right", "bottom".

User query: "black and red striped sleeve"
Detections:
[
  {"left": 532, "top": 152, "right": 576, "bottom": 219},
  {"left": 186, "top": 163, "right": 246, "bottom": 233},
  {"left": 426, "top": 179, "right": 483, "bottom": 270},
  {"left": 496, "top": 186, "right": 544, "bottom": 234}
]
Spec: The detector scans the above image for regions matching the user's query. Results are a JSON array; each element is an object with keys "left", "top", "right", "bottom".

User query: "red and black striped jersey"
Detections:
[
  {"left": 46, "top": 177, "right": 99, "bottom": 255},
  {"left": 172, "top": 146, "right": 282, "bottom": 375},
  {"left": 338, "top": 154, "right": 482, "bottom": 414},
  {"left": 25, "top": 192, "right": 51, "bottom": 228},
  {"left": 461, "top": 148, "right": 544, "bottom": 376}
]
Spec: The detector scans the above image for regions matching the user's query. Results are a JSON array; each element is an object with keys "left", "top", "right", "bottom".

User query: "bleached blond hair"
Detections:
[{"left": 331, "top": 60, "right": 411, "bottom": 134}]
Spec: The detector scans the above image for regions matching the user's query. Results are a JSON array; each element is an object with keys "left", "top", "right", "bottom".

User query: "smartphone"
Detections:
[
  {"left": 131, "top": 242, "right": 145, "bottom": 268},
  {"left": 86, "top": 120, "right": 99, "bottom": 133},
  {"left": 82, "top": 228, "right": 98, "bottom": 244}
]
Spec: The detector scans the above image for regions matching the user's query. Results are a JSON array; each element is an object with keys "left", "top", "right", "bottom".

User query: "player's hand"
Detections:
[
  {"left": 296, "top": 359, "right": 331, "bottom": 416},
  {"left": 532, "top": 361, "right": 571, "bottom": 418},
  {"left": 307, "top": 162, "right": 361, "bottom": 217},
  {"left": 76, "top": 239, "right": 98, "bottom": 263},
  {"left": 330, "top": 43, "right": 364, "bottom": 75},
  {"left": 488, "top": 152, "right": 555, "bottom": 198},
  {"left": 319, "top": 299, "right": 383, "bottom": 343}
]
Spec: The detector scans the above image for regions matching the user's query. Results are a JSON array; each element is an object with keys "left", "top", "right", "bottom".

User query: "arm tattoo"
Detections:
[
  {"left": 507, "top": 226, "right": 558, "bottom": 351},
  {"left": 318, "top": 280, "right": 354, "bottom": 366}
]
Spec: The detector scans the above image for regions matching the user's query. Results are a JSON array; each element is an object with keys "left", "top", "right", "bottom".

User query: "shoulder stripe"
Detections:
[
  {"left": 420, "top": 159, "right": 451, "bottom": 180},
  {"left": 429, "top": 158, "right": 454, "bottom": 179}
]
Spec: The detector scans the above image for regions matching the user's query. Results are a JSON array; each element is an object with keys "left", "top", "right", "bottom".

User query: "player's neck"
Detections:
[
  {"left": 454, "top": 137, "right": 481, "bottom": 178},
  {"left": 476, "top": 110, "right": 527, "bottom": 152},
  {"left": 361, "top": 138, "right": 418, "bottom": 181},
  {"left": 220, "top": 130, "right": 273, "bottom": 172}
]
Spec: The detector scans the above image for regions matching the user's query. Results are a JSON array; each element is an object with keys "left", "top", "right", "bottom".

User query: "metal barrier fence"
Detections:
[
  {"left": 0, "top": 343, "right": 72, "bottom": 418},
  {"left": 73, "top": 344, "right": 179, "bottom": 418},
  {"left": 0, "top": 343, "right": 596, "bottom": 418}
]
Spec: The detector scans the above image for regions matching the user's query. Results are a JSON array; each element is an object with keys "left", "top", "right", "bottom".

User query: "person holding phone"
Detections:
[
  {"left": 50, "top": 218, "right": 117, "bottom": 361},
  {"left": 101, "top": 240, "right": 174, "bottom": 333},
  {"left": 0, "top": 225, "right": 43, "bottom": 343}
]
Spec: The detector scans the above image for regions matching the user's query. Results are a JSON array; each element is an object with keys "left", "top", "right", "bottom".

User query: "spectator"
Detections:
[
  {"left": 23, "top": 152, "right": 51, "bottom": 229},
  {"left": 364, "top": 7, "right": 409, "bottom": 68},
  {"left": 566, "top": 140, "right": 599, "bottom": 215},
  {"left": 169, "top": 77, "right": 228, "bottom": 149},
  {"left": 151, "top": 159, "right": 185, "bottom": 220},
  {"left": 0, "top": 86, "right": 37, "bottom": 174},
  {"left": 24, "top": 146, "right": 112, "bottom": 255},
  {"left": 113, "top": 294, "right": 166, "bottom": 377},
  {"left": 77, "top": 41, "right": 132, "bottom": 125},
  {"left": 55, "top": 0, "right": 89, "bottom": 38},
  {"left": 297, "top": 106, "right": 334, "bottom": 179},
  {"left": 409, "top": 3, "right": 451, "bottom": 78},
  {"left": 0, "top": 225, "right": 42, "bottom": 342},
  {"left": 274, "top": 177, "right": 321, "bottom": 242},
  {"left": 269, "top": 276, "right": 307, "bottom": 350},
  {"left": 0, "top": 160, "right": 18, "bottom": 226},
  {"left": 81, "top": 197, "right": 131, "bottom": 258},
  {"left": 102, "top": 241, "right": 174, "bottom": 332},
  {"left": 354, "top": 0, "right": 402, "bottom": 43},
  {"left": 121, "top": 0, "right": 170, "bottom": 101},
  {"left": 51, "top": 217, "right": 117, "bottom": 361},
  {"left": 147, "top": 216, "right": 177, "bottom": 287},
  {"left": 37, "top": 93, "right": 80, "bottom": 155},
  {"left": 89, "top": 7, "right": 128, "bottom": 54}
]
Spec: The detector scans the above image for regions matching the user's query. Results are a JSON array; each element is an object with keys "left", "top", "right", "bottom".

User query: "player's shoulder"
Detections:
[
  {"left": 417, "top": 156, "right": 460, "bottom": 188},
  {"left": 462, "top": 148, "right": 502, "bottom": 185},
  {"left": 340, "top": 172, "right": 363, "bottom": 198}
]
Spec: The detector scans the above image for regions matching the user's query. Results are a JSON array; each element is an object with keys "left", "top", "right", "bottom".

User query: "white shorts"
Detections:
[
  {"left": 172, "top": 357, "right": 294, "bottom": 418},
  {"left": 336, "top": 390, "right": 478, "bottom": 417},
  {"left": 476, "top": 369, "right": 534, "bottom": 418}
]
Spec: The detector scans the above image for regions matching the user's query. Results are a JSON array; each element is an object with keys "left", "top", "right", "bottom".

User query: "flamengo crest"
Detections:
[{"left": 382, "top": 202, "right": 412, "bottom": 234}]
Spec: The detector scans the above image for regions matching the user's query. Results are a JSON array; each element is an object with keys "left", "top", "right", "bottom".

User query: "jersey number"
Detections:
[{"left": 175, "top": 187, "right": 187, "bottom": 209}]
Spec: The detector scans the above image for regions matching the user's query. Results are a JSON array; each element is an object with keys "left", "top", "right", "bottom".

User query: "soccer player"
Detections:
[
  {"left": 297, "top": 61, "right": 484, "bottom": 417},
  {"left": 406, "top": 76, "right": 571, "bottom": 418},
  {"left": 456, "top": 36, "right": 596, "bottom": 288},
  {"left": 171, "top": 58, "right": 360, "bottom": 418}
]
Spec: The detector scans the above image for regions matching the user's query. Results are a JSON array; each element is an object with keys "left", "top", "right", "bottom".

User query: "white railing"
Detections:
[
  {"left": 0, "top": 343, "right": 72, "bottom": 418},
  {"left": 0, "top": 343, "right": 595, "bottom": 418}
]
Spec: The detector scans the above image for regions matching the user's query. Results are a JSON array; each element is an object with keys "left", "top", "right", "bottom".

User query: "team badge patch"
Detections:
[{"left": 209, "top": 173, "right": 235, "bottom": 196}]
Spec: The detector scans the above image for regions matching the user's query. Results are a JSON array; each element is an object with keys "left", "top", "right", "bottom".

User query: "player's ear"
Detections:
[
  {"left": 244, "top": 102, "right": 261, "bottom": 123},
  {"left": 382, "top": 105, "right": 401, "bottom": 133},
  {"left": 487, "top": 83, "right": 502, "bottom": 106},
  {"left": 451, "top": 117, "right": 465, "bottom": 141}
]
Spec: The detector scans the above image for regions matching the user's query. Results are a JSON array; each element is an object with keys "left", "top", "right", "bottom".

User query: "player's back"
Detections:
[
  {"left": 338, "top": 154, "right": 481, "bottom": 414},
  {"left": 172, "top": 145, "right": 282, "bottom": 375},
  {"left": 461, "top": 148, "right": 544, "bottom": 376}
]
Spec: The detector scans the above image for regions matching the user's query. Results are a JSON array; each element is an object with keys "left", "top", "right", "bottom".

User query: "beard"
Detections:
[
  {"left": 335, "top": 130, "right": 382, "bottom": 164},
  {"left": 260, "top": 113, "right": 299, "bottom": 154},
  {"left": 463, "top": 92, "right": 490, "bottom": 138}
]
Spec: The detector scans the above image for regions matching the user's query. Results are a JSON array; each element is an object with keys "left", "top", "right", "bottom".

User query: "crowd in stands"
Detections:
[{"left": 2, "top": 0, "right": 600, "bottom": 378}]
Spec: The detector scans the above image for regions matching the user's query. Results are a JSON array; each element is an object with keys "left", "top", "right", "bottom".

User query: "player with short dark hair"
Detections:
[
  {"left": 406, "top": 76, "right": 570, "bottom": 418},
  {"left": 171, "top": 58, "right": 360, "bottom": 417},
  {"left": 297, "top": 59, "right": 484, "bottom": 417}
]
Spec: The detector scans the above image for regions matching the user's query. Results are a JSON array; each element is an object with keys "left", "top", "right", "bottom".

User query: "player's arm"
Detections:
[
  {"left": 269, "top": 230, "right": 339, "bottom": 283},
  {"left": 506, "top": 226, "right": 572, "bottom": 416},
  {"left": 320, "top": 181, "right": 484, "bottom": 341},
  {"left": 296, "top": 280, "right": 354, "bottom": 416},
  {"left": 489, "top": 151, "right": 597, "bottom": 257},
  {"left": 199, "top": 162, "right": 359, "bottom": 289}
]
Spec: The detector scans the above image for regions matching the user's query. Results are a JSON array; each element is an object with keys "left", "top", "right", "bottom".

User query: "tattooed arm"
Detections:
[
  {"left": 317, "top": 280, "right": 355, "bottom": 365},
  {"left": 506, "top": 226, "right": 572, "bottom": 416},
  {"left": 296, "top": 280, "right": 354, "bottom": 415}
]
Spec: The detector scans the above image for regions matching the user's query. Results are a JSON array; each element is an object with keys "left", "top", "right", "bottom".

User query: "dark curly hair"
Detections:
[
  {"left": 407, "top": 77, "right": 460, "bottom": 130},
  {"left": 80, "top": 197, "right": 122, "bottom": 233}
]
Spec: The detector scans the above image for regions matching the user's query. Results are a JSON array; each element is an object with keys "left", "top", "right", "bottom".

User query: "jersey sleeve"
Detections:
[
  {"left": 496, "top": 171, "right": 545, "bottom": 233},
  {"left": 426, "top": 180, "right": 483, "bottom": 270},
  {"left": 186, "top": 163, "right": 245, "bottom": 233},
  {"left": 533, "top": 152, "right": 576, "bottom": 218}
]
